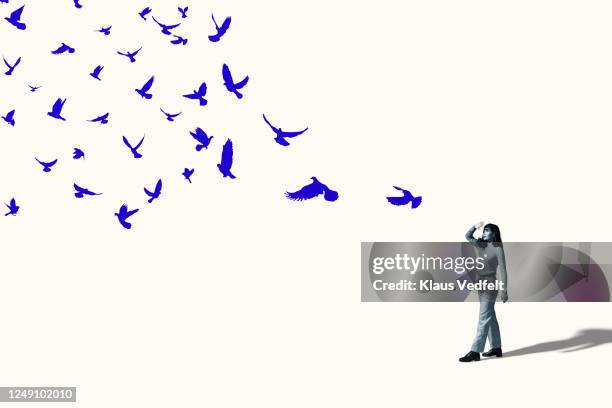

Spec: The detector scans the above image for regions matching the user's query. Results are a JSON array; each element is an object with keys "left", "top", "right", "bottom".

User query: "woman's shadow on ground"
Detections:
[{"left": 495, "top": 328, "right": 612, "bottom": 359}]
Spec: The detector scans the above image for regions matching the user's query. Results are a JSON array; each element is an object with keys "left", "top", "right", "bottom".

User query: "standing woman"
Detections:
[{"left": 459, "top": 221, "right": 509, "bottom": 362}]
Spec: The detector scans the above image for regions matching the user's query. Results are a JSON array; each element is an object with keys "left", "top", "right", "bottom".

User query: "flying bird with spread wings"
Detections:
[
  {"left": 3, "top": 56, "right": 21, "bottom": 75},
  {"left": 4, "top": 198, "right": 19, "bottom": 216},
  {"left": 117, "top": 47, "right": 142, "bottom": 63},
  {"left": 182, "top": 168, "right": 194, "bottom": 183},
  {"left": 47, "top": 98, "right": 67, "bottom": 120},
  {"left": 285, "top": 177, "right": 339, "bottom": 202},
  {"left": 151, "top": 16, "right": 181, "bottom": 35},
  {"left": 144, "top": 179, "right": 163, "bottom": 203},
  {"left": 262, "top": 114, "right": 308, "bottom": 147},
  {"left": 222, "top": 63, "right": 249, "bottom": 99},
  {"left": 35, "top": 158, "right": 58, "bottom": 173},
  {"left": 122, "top": 135, "right": 145, "bottom": 158},
  {"left": 183, "top": 82, "right": 207, "bottom": 106},
  {"left": 208, "top": 14, "right": 230, "bottom": 42},
  {"left": 139, "top": 7, "right": 152, "bottom": 21},
  {"left": 97, "top": 25, "right": 112, "bottom": 35},
  {"left": 5, "top": 5, "right": 26, "bottom": 30},
  {"left": 171, "top": 35, "right": 188, "bottom": 45},
  {"left": 73, "top": 183, "right": 102, "bottom": 198},
  {"left": 135, "top": 75, "right": 154, "bottom": 99},
  {"left": 160, "top": 108, "right": 181, "bottom": 121},
  {"left": 89, "top": 64, "right": 104, "bottom": 80},
  {"left": 115, "top": 204, "right": 139, "bottom": 229},
  {"left": 88, "top": 112, "right": 109, "bottom": 124},
  {"left": 72, "top": 148, "right": 85, "bottom": 159},
  {"left": 2, "top": 109, "right": 15, "bottom": 126},
  {"left": 51, "top": 42, "right": 75, "bottom": 54},
  {"left": 189, "top": 127, "right": 213, "bottom": 151},
  {"left": 386, "top": 186, "right": 422, "bottom": 208},
  {"left": 217, "top": 138, "right": 236, "bottom": 179}
]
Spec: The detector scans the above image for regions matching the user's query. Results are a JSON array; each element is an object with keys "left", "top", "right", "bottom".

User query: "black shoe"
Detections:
[
  {"left": 482, "top": 348, "right": 503, "bottom": 358},
  {"left": 459, "top": 351, "right": 480, "bottom": 362}
]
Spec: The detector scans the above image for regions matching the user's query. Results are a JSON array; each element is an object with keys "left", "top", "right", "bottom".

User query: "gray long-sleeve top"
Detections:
[{"left": 465, "top": 226, "right": 508, "bottom": 292}]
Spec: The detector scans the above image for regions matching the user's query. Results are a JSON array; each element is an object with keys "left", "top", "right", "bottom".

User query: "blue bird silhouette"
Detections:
[
  {"left": 262, "top": 114, "right": 308, "bottom": 146},
  {"left": 51, "top": 42, "right": 75, "bottom": 54},
  {"left": 139, "top": 7, "right": 152, "bottom": 21},
  {"left": 151, "top": 16, "right": 180, "bottom": 35},
  {"left": 171, "top": 35, "right": 188, "bottom": 45},
  {"left": 73, "top": 183, "right": 102, "bottom": 198},
  {"left": 5, "top": 5, "right": 26, "bottom": 30},
  {"left": 73, "top": 0, "right": 82, "bottom": 8},
  {"left": 3, "top": 56, "right": 20, "bottom": 75},
  {"left": 182, "top": 168, "right": 194, "bottom": 183},
  {"left": 189, "top": 127, "right": 213, "bottom": 151},
  {"left": 89, "top": 64, "right": 104, "bottom": 80},
  {"left": 114, "top": 204, "right": 139, "bottom": 229},
  {"left": 217, "top": 138, "right": 236, "bottom": 179},
  {"left": 4, "top": 198, "right": 19, "bottom": 216},
  {"left": 122, "top": 135, "right": 144, "bottom": 158},
  {"left": 183, "top": 82, "right": 207, "bottom": 106},
  {"left": 28, "top": 84, "right": 41, "bottom": 92},
  {"left": 2, "top": 109, "right": 15, "bottom": 126},
  {"left": 73, "top": 147, "right": 85, "bottom": 159},
  {"left": 144, "top": 179, "right": 162, "bottom": 203},
  {"left": 386, "top": 186, "right": 422, "bottom": 208},
  {"left": 88, "top": 112, "right": 109, "bottom": 124},
  {"left": 135, "top": 75, "right": 154, "bottom": 99},
  {"left": 160, "top": 107, "right": 181, "bottom": 121},
  {"left": 97, "top": 25, "right": 111, "bottom": 35},
  {"left": 36, "top": 158, "right": 58, "bottom": 172},
  {"left": 117, "top": 47, "right": 142, "bottom": 63},
  {"left": 208, "top": 14, "right": 230, "bottom": 42},
  {"left": 222, "top": 63, "right": 249, "bottom": 99},
  {"left": 47, "top": 98, "right": 67, "bottom": 120},
  {"left": 178, "top": 6, "right": 188, "bottom": 18},
  {"left": 285, "top": 177, "right": 339, "bottom": 202}
]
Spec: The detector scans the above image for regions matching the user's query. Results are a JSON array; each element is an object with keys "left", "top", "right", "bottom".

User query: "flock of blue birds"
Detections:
[{"left": 1, "top": 1, "right": 422, "bottom": 229}]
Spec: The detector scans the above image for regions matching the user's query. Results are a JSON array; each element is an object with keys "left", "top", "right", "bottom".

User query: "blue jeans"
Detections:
[{"left": 471, "top": 286, "right": 502, "bottom": 353}]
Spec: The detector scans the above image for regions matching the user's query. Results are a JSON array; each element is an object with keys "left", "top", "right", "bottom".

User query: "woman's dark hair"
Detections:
[{"left": 482, "top": 223, "right": 503, "bottom": 247}]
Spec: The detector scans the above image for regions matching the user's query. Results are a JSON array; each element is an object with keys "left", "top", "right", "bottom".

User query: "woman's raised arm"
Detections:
[{"left": 465, "top": 221, "right": 484, "bottom": 244}]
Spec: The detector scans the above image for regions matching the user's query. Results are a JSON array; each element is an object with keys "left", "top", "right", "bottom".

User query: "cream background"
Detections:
[{"left": 1, "top": 0, "right": 611, "bottom": 406}]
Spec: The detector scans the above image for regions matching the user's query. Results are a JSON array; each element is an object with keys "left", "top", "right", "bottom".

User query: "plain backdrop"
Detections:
[{"left": 1, "top": 1, "right": 611, "bottom": 407}]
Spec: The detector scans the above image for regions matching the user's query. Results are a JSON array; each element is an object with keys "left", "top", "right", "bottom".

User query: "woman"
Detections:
[{"left": 459, "top": 221, "right": 509, "bottom": 362}]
